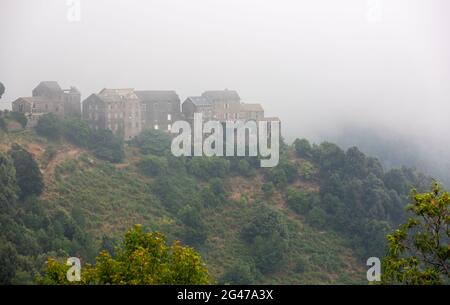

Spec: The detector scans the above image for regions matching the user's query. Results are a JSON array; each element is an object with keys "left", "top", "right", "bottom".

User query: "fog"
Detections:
[{"left": 1, "top": 0, "right": 449, "bottom": 175}]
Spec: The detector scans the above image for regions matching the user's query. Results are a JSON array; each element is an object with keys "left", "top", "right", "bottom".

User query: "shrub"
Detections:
[
  {"left": 293, "top": 138, "right": 312, "bottom": 158},
  {"left": 10, "top": 112, "right": 27, "bottom": 128},
  {"left": 261, "top": 182, "right": 274, "bottom": 197},
  {"left": 137, "top": 155, "right": 168, "bottom": 176},
  {"left": 89, "top": 129, "right": 124, "bottom": 163},
  {"left": 36, "top": 113, "right": 62, "bottom": 140},
  {"left": 186, "top": 157, "right": 230, "bottom": 179},
  {"left": 267, "top": 167, "right": 287, "bottom": 187},
  {"left": 8, "top": 144, "right": 44, "bottom": 199},
  {"left": 62, "top": 118, "right": 91, "bottom": 147},
  {"left": 130, "top": 129, "right": 172, "bottom": 155}
]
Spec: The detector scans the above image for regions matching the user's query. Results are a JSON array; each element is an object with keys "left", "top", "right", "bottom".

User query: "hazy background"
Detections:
[{"left": 1, "top": 0, "right": 449, "bottom": 181}]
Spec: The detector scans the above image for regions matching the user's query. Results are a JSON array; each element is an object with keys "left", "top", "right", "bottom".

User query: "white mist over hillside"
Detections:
[{"left": 1, "top": 0, "right": 449, "bottom": 175}]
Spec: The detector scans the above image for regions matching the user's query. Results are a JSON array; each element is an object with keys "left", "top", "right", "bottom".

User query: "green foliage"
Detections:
[
  {"left": 201, "top": 178, "right": 226, "bottom": 207},
  {"left": 88, "top": 129, "right": 124, "bottom": 163},
  {"left": 0, "top": 117, "right": 6, "bottom": 131},
  {"left": 36, "top": 113, "right": 62, "bottom": 140},
  {"left": 382, "top": 183, "right": 450, "bottom": 284},
  {"left": 312, "top": 142, "right": 345, "bottom": 173},
  {"left": 0, "top": 239, "right": 18, "bottom": 284},
  {"left": 307, "top": 206, "right": 327, "bottom": 228},
  {"left": 267, "top": 167, "right": 287, "bottom": 188},
  {"left": 241, "top": 205, "right": 289, "bottom": 274},
  {"left": 153, "top": 175, "right": 201, "bottom": 213},
  {"left": 261, "top": 182, "right": 275, "bottom": 197},
  {"left": 294, "top": 138, "right": 312, "bottom": 158},
  {"left": 130, "top": 129, "right": 172, "bottom": 155},
  {"left": 39, "top": 225, "right": 212, "bottom": 284},
  {"left": 186, "top": 157, "right": 230, "bottom": 179},
  {"left": 285, "top": 188, "right": 319, "bottom": 215},
  {"left": 9, "top": 144, "right": 44, "bottom": 199},
  {"left": 0, "top": 82, "right": 4, "bottom": 98},
  {"left": 178, "top": 205, "right": 207, "bottom": 246},
  {"left": 0, "top": 153, "right": 19, "bottom": 214},
  {"left": 298, "top": 161, "right": 318, "bottom": 181},
  {"left": 62, "top": 118, "right": 91, "bottom": 147},
  {"left": 279, "top": 159, "right": 298, "bottom": 183},
  {"left": 137, "top": 155, "right": 168, "bottom": 176},
  {"left": 10, "top": 112, "right": 27, "bottom": 128},
  {"left": 220, "top": 261, "right": 257, "bottom": 284}
]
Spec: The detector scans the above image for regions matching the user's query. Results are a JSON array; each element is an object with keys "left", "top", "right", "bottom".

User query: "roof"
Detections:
[
  {"left": 259, "top": 116, "right": 280, "bottom": 121},
  {"left": 240, "top": 103, "right": 264, "bottom": 112},
  {"left": 185, "top": 96, "right": 212, "bottom": 107},
  {"left": 63, "top": 86, "right": 80, "bottom": 94},
  {"left": 34, "top": 81, "right": 62, "bottom": 92},
  {"left": 202, "top": 89, "right": 240, "bottom": 101},
  {"left": 98, "top": 88, "right": 139, "bottom": 102},
  {"left": 134, "top": 90, "right": 180, "bottom": 103},
  {"left": 13, "top": 96, "right": 47, "bottom": 104}
]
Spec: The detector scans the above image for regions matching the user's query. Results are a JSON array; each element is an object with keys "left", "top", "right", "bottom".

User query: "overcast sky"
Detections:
[{"left": 1, "top": 0, "right": 449, "bottom": 145}]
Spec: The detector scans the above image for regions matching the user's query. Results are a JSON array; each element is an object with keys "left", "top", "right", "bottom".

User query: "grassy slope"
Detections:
[{"left": 1, "top": 130, "right": 366, "bottom": 284}]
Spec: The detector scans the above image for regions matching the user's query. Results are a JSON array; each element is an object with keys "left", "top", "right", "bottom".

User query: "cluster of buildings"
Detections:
[{"left": 12, "top": 81, "right": 279, "bottom": 140}]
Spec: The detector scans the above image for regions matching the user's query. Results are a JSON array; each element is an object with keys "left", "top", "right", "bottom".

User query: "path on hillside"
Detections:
[{"left": 43, "top": 147, "right": 83, "bottom": 181}]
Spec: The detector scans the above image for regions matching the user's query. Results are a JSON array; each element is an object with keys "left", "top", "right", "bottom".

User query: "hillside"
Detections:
[{"left": 0, "top": 120, "right": 433, "bottom": 284}]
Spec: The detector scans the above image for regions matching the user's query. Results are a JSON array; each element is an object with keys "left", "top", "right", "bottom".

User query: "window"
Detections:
[
  {"left": 167, "top": 114, "right": 172, "bottom": 121},
  {"left": 154, "top": 124, "right": 159, "bottom": 130},
  {"left": 168, "top": 124, "right": 171, "bottom": 131}
]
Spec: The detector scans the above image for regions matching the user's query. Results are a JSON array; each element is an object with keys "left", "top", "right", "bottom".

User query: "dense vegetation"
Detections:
[
  {"left": 39, "top": 225, "right": 211, "bottom": 284},
  {"left": 382, "top": 183, "right": 449, "bottom": 284},
  {"left": 0, "top": 114, "right": 446, "bottom": 284}
]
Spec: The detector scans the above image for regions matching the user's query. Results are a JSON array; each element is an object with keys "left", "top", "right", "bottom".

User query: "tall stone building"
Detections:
[
  {"left": 12, "top": 81, "right": 81, "bottom": 127},
  {"left": 181, "top": 89, "right": 265, "bottom": 123},
  {"left": 182, "top": 96, "right": 214, "bottom": 121},
  {"left": 82, "top": 88, "right": 142, "bottom": 140},
  {"left": 201, "top": 89, "right": 242, "bottom": 121},
  {"left": 134, "top": 90, "right": 181, "bottom": 132}
]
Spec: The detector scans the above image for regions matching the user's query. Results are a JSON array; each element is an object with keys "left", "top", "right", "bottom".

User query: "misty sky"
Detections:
[{"left": 1, "top": 0, "right": 449, "bottom": 145}]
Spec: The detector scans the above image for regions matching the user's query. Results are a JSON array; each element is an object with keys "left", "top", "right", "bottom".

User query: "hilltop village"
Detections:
[{"left": 11, "top": 81, "right": 279, "bottom": 140}]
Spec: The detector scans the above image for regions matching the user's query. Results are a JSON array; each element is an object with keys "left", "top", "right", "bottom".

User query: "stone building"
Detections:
[
  {"left": 12, "top": 81, "right": 81, "bottom": 127},
  {"left": 181, "top": 89, "right": 265, "bottom": 123},
  {"left": 82, "top": 88, "right": 142, "bottom": 140},
  {"left": 182, "top": 96, "right": 214, "bottom": 121},
  {"left": 134, "top": 90, "right": 180, "bottom": 132},
  {"left": 239, "top": 103, "right": 264, "bottom": 120},
  {"left": 201, "top": 89, "right": 241, "bottom": 121}
]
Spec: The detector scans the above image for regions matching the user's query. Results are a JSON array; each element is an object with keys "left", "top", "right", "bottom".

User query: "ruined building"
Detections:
[
  {"left": 12, "top": 81, "right": 81, "bottom": 127},
  {"left": 134, "top": 90, "right": 181, "bottom": 132},
  {"left": 82, "top": 88, "right": 142, "bottom": 140}
]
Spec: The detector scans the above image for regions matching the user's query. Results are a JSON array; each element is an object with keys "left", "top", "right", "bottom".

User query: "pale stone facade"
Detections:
[
  {"left": 82, "top": 88, "right": 142, "bottom": 140},
  {"left": 12, "top": 81, "right": 81, "bottom": 127}
]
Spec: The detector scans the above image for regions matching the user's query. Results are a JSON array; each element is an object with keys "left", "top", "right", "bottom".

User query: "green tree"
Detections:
[
  {"left": 0, "top": 82, "right": 4, "bottom": 98},
  {"left": 39, "top": 225, "right": 212, "bottom": 284},
  {"left": 241, "top": 206, "right": 289, "bottom": 274},
  {"left": 137, "top": 155, "right": 168, "bottom": 176},
  {"left": 130, "top": 129, "right": 172, "bottom": 155},
  {"left": 267, "top": 167, "right": 287, "bottom": 188},
  {"left": 220, "top": 261, "right": 256, "bottom": 284},
  {"left": 9, "top": 144, "right": 44, "bottom": 199},
  {"left": 382, "top": 183, "right": 450, "bottom": 284},
  {"left": 36, "top": 113, "right": 62, "bottom": 140},
  {"left": 0, "top": 153, "right": 18, "bottom": 212},
  {"left": 89, "top": 129, "right": 124, "bottom": 163},
  {"left": 0, "top": 239, "right": 19, "bottom": 284},
  {"left": 293, "top": 138, "right": 312, "bottom": 158},
  {"left": 63, "top": 118, "right": 91, "bottom": 147},
  {"left": 10, "top": 112, "right": 27, "bottom": 128},
  {"left": 261, "top": 182, "right": 274, "bottom": 197}
]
